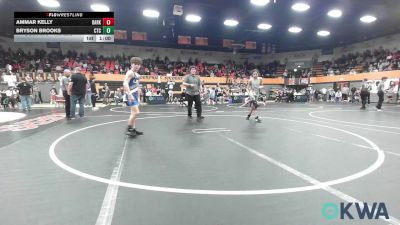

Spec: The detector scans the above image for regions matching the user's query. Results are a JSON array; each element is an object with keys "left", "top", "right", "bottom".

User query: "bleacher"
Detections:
[
  {"left": 275, "top": 65, "right": 287, "bottom": 77},
  {"left": 312, "top": 63, "right": 324, "bottom": 77}
]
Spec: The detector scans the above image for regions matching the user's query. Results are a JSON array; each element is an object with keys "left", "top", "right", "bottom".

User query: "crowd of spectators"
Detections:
[
  {"left": 320, "top": 47, "right": 400, "bottom": 76},
  {"left": 1, "top": 46, "right": 400, "bottom": 84},
  {"left": 1, "top": 46, "right": 285, "bottom": 79}
]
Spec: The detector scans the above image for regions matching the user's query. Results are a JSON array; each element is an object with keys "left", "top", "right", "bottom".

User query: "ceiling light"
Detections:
[
  {"left": 291, "top": 2, "right": 310, "bottom": 12},
  {"left": 37, "top": 0, "right": 60, "bottom": 8},
  {"left": 224, "top": 19, "right": 239, "bottom": 27},
  {"left": 250, "top": 0, "right": 270, "bottom": 6},
  {"left": 327, "top": 9, "right": 342, "bottom": 18},
  {"left": 360, "top": 15, "right": 377, "bottom": 23},
  {"left": 90, "top": 4, "right": 110, "bottom": 12},
  {"left": 185, "top": 14, "right": 201, "bottom": 23},
  {"left": 288, "top": 26, "right": 302, "bottom": 33},
  {"left": 143, "top": 9, "right": 160, "bottom": 18},
  {"left": 317, "top": 30, "right": 330, "bottom": 36},
  {"left": 257, "top": 23, "right": 272, "bottom": 30}
]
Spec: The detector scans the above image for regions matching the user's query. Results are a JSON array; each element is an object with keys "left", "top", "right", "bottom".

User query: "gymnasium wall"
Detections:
[
  {"left": 1, "top": 32, "right": 399, "bottom": 66},
  {"left": 310, "top": 83, "right": 333, "bottom": 90},
  {"left": 333, "top": 33, "right": 400, "bottom": 58},
  {"left": 0, "top": 82, "right": 60, "bottom": 103}
]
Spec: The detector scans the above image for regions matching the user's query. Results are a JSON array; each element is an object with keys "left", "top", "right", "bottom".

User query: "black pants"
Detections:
[
  {"left": 351, "top": 92, "right": 356, "bottom": 103},
  {"left": 63, "top": 91, "right": 71, "bottom": 118},
  {"left": 8, "top": 97, "right": 16, "bottom": 108},
  {"left": 360, "top": 91, "right": 368, "bottom": 108},
  {"left": 38, "top": 91, "right": 43, "bottom": 103},
  {"left": 376, "top": 91, "right": 384, "bottom": 109},
  {"left": 91, "top": 94, "right": 96, "bottom": 107},
  {"left": 186, "top": 94, "right": 202, "bottom": 117}
]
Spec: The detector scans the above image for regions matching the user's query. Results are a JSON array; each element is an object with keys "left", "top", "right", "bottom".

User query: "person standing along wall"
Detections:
[
  {"left": 16, "top": 77, "right": 32, "bottom": 112},
  {"left": 376, "top": 77, "right": 387, "bottom": 111},
  {"left": 68, "top": 67, "right": 87, "bottom": 119},
  {"left": 61, "top": 69, "right": 71, "bottom": 119}
]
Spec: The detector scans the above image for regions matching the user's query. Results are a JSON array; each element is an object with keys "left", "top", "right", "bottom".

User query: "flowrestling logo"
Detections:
[
  {"left": 0, "top": 113, "right": 65, "bottom": 132},
  {"left": 322, "top": 202, "right": 389, "bottom": 220}
]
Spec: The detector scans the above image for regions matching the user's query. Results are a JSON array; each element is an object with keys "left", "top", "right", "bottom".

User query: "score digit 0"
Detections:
[
  {"left": 102, "top": 18, "right": 114, "bottom": 26},
  {"left": 103, "top": 26, "right": 114, "bottom": 34}
]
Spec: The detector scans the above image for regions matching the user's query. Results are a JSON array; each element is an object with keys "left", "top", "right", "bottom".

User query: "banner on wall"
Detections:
[
  {"left": 178, "top": 36, "right": 191, "bottom": 45},
  {"left": 288, "top": 78, "right": 296, "bottom": 85},
  {"left": 146, "top": 96, "right": 166, "bottom": 105},
  {"left": 245, "top": 41, "right": 256, "bottom": 49},
  {"left": 223, "top": 39, "right": 233, "bottom": 48},
  {"left": 286, "top": 61, "right": 313, "bottom": 69},
  {"left": 195, "top": 37, "right": 208, "bottom": 46},
  {"left": 231, "top": 95, "right": 246, "bottom": 103},
  {"left": 132, "top": 32, "right": 147, "bottom": 41},
  {"left": 300, "top": 78, "right": 309, "bottom": 85},
  {"left": 115, "top": 30, "right": 127, "bottom": 40}
]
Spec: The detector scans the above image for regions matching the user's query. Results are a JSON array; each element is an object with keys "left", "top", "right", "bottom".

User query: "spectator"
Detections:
[
  {"left": 335, "top": 90, "right": 342, "bottom": 103},
  {"left": 114, "top": 88, "right": 123, "bottom": 106},
  {"left": 61, "top": 69, "right": 71, "bottom": 119},
  {"left": 68, "top": 67, "right": 87, "bottom": 119},
  {"left": 50, "top": 85, "right": 57, "bottom": 105},
  {"left": 103, "top": 83, "right": 110, "bottom": 104},
  {"left": 89, "top": 78, "right": 97, "bottom": 108},
  {"left": 85, "top": 80, "right": 92, "bottom": 107},
  {"left": 375, "top": 77, "right": 386, "bottom": 111},
  {"left": 16, "top": 77, "right": 33, "bottom": 111}
]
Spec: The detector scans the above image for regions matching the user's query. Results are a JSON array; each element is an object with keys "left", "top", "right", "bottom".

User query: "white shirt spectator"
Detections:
[
  {"left": 6, "top": 64, "right": 12, "bottom": 72},
  {"left": 283, "top": 70, "right": 288, "bottom": 77},
  {"left": 368, "top": 64, "right": 374, "bottom": 72},
  {"left": 4, "top": 75, "right": 17, "bottom": 87},
  {"left": 167, "top": 81, "right": 175, "bottom": 90},
  {"left": 209, "top": 88, "right": 216, "bottom": 97},
  {"left": 342, "top": 86, "right": 350, "bottom": 95}
]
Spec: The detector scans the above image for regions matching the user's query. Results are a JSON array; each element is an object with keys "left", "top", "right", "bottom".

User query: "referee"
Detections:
[{"left": 183, "top": 66, "right": 204, "bottom": 120}]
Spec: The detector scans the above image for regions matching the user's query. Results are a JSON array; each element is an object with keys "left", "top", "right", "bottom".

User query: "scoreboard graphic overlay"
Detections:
[{"left": 14, "top": 12, "right": 114, "bottom": 42}]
